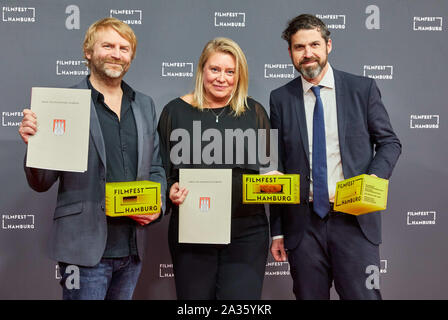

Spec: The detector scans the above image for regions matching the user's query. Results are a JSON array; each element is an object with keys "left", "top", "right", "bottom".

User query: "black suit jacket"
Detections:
[{"left": 269, "top": 68, "right": 401, "bottom": 248}]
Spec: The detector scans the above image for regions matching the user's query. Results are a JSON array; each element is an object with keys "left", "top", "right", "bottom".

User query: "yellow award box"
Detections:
[
  {"left": 334, "top": 174, "right": 389, "bottom": 215},
  {"left": 243, "top": 174, "right": 300, "bottom": 204},
  {"left": 105, "top": 180, "right": 161, "bottom": 217}
]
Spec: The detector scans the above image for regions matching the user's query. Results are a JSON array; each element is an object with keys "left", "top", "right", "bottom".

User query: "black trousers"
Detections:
[
  {"left": 169, "top": 213, "right": 269, "bottom": 300},
  {"left": 288, "top": 206, "right": 382, "bottom": 300}
]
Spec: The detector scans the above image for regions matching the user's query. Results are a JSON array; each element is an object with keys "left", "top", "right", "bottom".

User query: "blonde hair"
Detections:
[
  {"left": 192, "top": 37, "right": 249, "bottom": 116},
  {"left": 83, "top": 17, "right": 137, "bottom": 68}
]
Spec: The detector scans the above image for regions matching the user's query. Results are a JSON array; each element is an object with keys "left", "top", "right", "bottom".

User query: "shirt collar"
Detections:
[
  {"left": 86, "top": 76, "right": 136, "bottom": 102},
  {"left": 121, "top": 80, "right": 136, "bottom": 101},
  {"left": 301, "top": 63, "right": 335, "bottom": 94}
]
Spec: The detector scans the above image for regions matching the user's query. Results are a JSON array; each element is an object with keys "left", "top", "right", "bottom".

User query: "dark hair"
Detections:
[{"left": 282, "top": 14, "right": 331, "bottom": 47}]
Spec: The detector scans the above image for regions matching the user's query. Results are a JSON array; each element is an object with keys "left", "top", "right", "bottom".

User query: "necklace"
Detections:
[{"left": 208, "top": 107, "right": 226, "bottom": 123}]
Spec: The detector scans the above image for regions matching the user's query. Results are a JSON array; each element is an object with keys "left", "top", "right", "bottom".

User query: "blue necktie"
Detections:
[{"left": 311, "top": 86, "right": 330, "bottom": 218}]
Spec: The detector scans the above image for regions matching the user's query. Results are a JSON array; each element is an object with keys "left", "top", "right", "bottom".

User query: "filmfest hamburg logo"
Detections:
[
  {"left": 410, "top": 115, "right": 439, "bottom": 129},
  {"left": 2, "top": 111, "right": 23, "bottom": 127},
  {"left": 2, "top": 214, "right": 35, "bottom": 230},
  {"left": 110, "top": 9, "right": 142, "bottom": 25},
  {"left": 363, "top": 65, "right": 393, "bottom": 80},
  {"left": 264, "top": 64, "right": 295, "bottom": 79},
  {"left": 214, "top": 12, "right": 246, "bottom": 27},
  {"left": 380, "top": 260, "right": 387, "bottom": 274},
  {"left": 53, "top": 119, "right": 66, "bottom": 136},
  {"left": 316, "top": 14, "right": 346, "bottom": 29},
  {"left": 413, "top": 17, "right": 443, "bottom": 31},
  {"left": 2, "top": 6, "right": 35, "bottom": 22},
  {"left": 161, "top": 62, "right": 193, "bottom": 77},
  {"left": 407, "top": 211, "right": 436, "bottom": 225},
  {"left": 56, "top": 60, "right": 89, "bottom": 76},
  {"left": 199, "top": 197, "right": 210, "bottom": 212},
  {"left": 159, "top": 263, "right": 174, "bottom": 278},
  {"left": 265, "top": 260, "right": 290, "bottom": 276}
]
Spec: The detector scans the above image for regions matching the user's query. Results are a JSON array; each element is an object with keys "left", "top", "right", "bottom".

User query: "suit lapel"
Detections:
[
  {"left": 131, "top": 100, "right": 143, "bottom": 179},
  {"left": 73, "top": 78, "right": 107, "bottom": 169},
  {"left": 89, "top": 102, "right": 107, "bottom": 169},
  {"left": 334, "top": 69, "right": 347, "bottom": 158},
  {"left": 289, "top": 77, "right": 310, "bottom": 165}
]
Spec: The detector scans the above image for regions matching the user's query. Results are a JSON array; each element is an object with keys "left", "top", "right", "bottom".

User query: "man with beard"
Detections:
[
  {"left": 269, "top": 14, "right": 401, "bottom": 299},
  {"left": 18, "top": 18, "right": 166, "bottom": 300}
]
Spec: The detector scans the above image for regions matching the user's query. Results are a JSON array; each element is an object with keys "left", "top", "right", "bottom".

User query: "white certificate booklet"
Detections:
[
  {"left": 179, "top": 168, "right": 232, "bottom": 244},
  {"left": 26, "top": 87, "right": 91, "bottom": 172}
]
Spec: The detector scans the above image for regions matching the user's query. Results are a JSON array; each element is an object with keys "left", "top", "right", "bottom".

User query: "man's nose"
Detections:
[
  {"left": 304, "top": 46, "right": 313, "bottom": 58},
  {"left": 111, "top": 46, "right": 121, "bottom": 59}
]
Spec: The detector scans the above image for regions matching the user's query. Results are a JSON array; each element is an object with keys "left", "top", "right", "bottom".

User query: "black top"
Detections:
[
  {"left": 158, "top": 97, "right": 273, "bottom": 218},
  {"left": 88, "top": 77, "right": 138, "bottom": 258}
]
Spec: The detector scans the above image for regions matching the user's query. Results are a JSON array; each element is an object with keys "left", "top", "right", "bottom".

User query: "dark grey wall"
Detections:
[{"left": 0, "top": 0, "right": 446, "bottom": 299}]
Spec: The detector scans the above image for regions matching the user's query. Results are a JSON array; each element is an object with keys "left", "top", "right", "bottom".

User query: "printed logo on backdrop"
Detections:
[
  {"left": 410, "top": 115, "right": 439, "bottom": 129},
  {"left": 413, "top": 17, "right": 443, "bottom": 31},
  {"left": 363, "top": 65, "right": 393, "bottom": 80},
  {"left": 2, "top": 214, "right": 35, "bottom": 230},
  {"left": 316, "top": 14, "right": 346, "bottom": 30},
  {"left": 55, "top": 264, "right": 62, "bottom": 280},
  {"left": 2, "top": 111, "right": 22, "bottom": 127},
  {"left": 159, "top": 263, "right": 174, "bottom": 278},
  {"left": 407, "top": 211, "right": 436, "bottom": 225},
  {"left": 110, "top": 9, "right": 142, "bottom": 25},
  {"left": 162, "top": 62, "right": 193, "bottom": 77},
  {"left": 380, "top": 259, "right": 387, "bottom": 274},
  {"left": 264, "top": 64, "right": 295, "bottom": 79},
  {"left": 214, "top": 12, "right": 246, "bottom": 27},
  {"left": 2, "top": 6, "right": 35, "bottom": 23},
  {"left": 56, "top": 60, "right": 88, "bottom": 76},
  {"left": 265, "top": 261, "right": 290, "bottom": 276}
]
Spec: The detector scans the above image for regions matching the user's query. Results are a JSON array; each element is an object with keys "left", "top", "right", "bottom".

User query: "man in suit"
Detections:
[
  {"left": 269, "top": 14, "right": 401, "bottom": 299},
  {"left": 18, "top": 17, "right": 166, "bottom": 300}
]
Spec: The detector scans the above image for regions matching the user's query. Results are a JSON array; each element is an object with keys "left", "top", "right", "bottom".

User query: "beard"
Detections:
[
  {"left": 296, "top": 54, "right": 328, "bottom": 80},
  {"left": 90, "top": 57, "right": 129, "bottom": 79}
]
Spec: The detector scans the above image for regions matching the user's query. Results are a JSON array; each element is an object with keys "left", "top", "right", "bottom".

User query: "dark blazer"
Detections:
[
  {"left": 269, "top": 68, "right": 401, "bottom": 249},
  {"left": 24, "top": 77, "right": 167, "bottom": 267}
]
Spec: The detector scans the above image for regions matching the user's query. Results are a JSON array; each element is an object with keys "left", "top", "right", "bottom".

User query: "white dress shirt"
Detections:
[
  {"left": 302, "top": 64, "right": 344, "bottom": 203},
  {"left": 272, "top": 64, "right": 345, "bottom": 241}
]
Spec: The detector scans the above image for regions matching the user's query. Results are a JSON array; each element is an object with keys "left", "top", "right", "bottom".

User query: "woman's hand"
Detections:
[{"left": 169, "top": 182, "right": 189, "bottom": 205}]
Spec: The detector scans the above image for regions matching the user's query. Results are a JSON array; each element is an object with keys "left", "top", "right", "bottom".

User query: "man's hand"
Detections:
[
  {"left": 128, "top": 212, "right": 160, "bottom": 226},
  {"left": 271, "top": 238, "right": 287, "bottom": 262},
  {"left": 18, "top": 109, "right": 37, "bottom": 144},
  {"left": 128, "top": 194, "right": 163, "bottom": 226},
  {"left": 262, "top": 170, "right": 283, "bottom": 175},
  {"left": 169, "top": 182, "right": 188, "bottom": 206}
]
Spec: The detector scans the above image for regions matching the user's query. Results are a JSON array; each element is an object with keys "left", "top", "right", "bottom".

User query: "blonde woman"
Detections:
[{"left": 158, "top": 38, "right": 271, "bottom": 299}]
